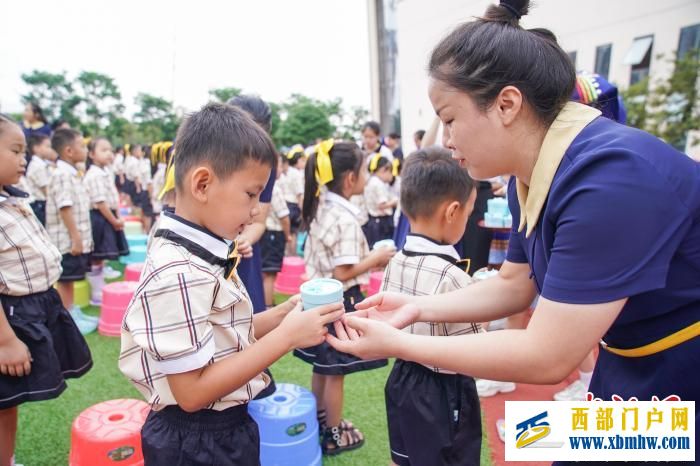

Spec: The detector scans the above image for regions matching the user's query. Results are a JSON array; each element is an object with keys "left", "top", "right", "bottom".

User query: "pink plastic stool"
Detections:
[
  {"left": 124, "top": 263, "right": 144, "bottom": 282},
  {"left": 274, "top": 257, "right": 307, "bottom": 295},
  {"left": 366, "top": 271, "right": 384, "bottom": 297},
  {"left": 69, "top": 398, "right": 149, "bottom": 466},
  {"left": 99, "top": 281, "right": 138, "bottom": 337}
]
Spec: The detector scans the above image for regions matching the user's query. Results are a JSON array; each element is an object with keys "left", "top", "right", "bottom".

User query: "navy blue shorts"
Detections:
[
  {"left": 59, "top": 253, "right": 91, "bottom": 282},
  {"left": 141, "top": 403, "right": 260, "bottom": 466},
  {"left": 385, "top": 359, "right": 481, "bottom": 466},
  {"left": 30, "top": 200, "right": 46, "bottom": 226},
  {"left": 286, "top": 202, "right": 301, "bottom": 233},
  {"left": 260, "top": 230, "right": 286, "bottom": 273},
  {"left": 365, "top": 215, "right": 394, "bottom": 249},
  {"left": 0, "top": 289, "right": 92, "bottom": 409}
]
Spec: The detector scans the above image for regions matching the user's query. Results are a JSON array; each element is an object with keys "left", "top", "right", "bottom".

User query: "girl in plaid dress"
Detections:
[{"left": 294, "top": 140, "right": 395, "bottom": 456}]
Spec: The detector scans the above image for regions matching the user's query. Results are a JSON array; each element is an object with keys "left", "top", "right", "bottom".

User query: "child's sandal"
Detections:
[{"left": 322, "top": 425, "right": 365, "bottom": 456}]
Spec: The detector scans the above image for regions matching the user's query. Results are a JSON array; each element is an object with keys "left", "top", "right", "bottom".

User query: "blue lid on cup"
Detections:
[{"left": 300, "top": 278, "right": 344, "bottom": 309}]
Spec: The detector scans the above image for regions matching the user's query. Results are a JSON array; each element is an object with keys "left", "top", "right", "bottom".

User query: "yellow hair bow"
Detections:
[
  {"left": 160, "top": 141, "right": 173, "bottom": 163},
  {"left": 369, "top": 153, "right": 382, "bottom": 173},
  {"left": 158, "top": 147, "right": 177, "bottom": 200},
  {"left": 392, "top": 158, "right": 400, "bottom": 177},
  {"left": 124, "top": 143, "right": 131, "bottom": 156},
  {"left": 314, "top": 139, "right": 335, "bottom": 196},
  {"left": 83, "top": 137, "right": 91, "bottom": 147},
  {"left": 286, "top": 144, "right": 305, "bottom": 160}
]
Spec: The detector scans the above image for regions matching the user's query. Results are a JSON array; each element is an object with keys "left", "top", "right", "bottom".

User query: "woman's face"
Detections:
[
  {"left": 428, "top": 79, "right": 512, "bottom": 181},
  {"left": 362, "top": 128, "right": 380, "bottom": 152},
  {"left": 23, "top": 104, "right": 36, "bottom": 123}
]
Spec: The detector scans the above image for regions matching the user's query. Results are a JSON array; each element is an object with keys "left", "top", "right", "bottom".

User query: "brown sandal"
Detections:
[{"left": 322, "top": 424, "right": 365, "bottom": 456}]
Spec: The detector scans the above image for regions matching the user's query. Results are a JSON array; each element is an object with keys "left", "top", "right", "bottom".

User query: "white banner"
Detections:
[{"left": 505, "top": 401, "right": 695, "bottom": 462}]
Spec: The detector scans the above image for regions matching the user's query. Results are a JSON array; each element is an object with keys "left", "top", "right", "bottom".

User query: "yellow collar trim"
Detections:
[
  {"left": 23, "top": 121, "right": 45, "bottom": 130},
  {"left": 516, "top": 102, "right": 601, "bottom": 237}
]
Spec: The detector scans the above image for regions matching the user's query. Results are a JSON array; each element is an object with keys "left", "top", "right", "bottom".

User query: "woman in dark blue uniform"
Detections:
[{"left": 328, "top": 1, "right": 699, "bottom": 464}]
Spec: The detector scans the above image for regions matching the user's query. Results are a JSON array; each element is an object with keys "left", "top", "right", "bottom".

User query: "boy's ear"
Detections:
[
  {"left": 190, "top": 166, "right": 213, "bottom": 202},
  {"left": 444, "top": 200, "right": 462, "bottom": 223},
  {"left": 345, "top": 171, "right": 357, "bottom": 191}
]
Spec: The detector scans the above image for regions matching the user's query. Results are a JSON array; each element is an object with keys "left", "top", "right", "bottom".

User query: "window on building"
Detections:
[
  {"left": 567, "top": 51, "right": 577, "bottom": 68},
  {"left": 594, "top": 44, "right": 612, "bottom": 79},
  {"left": 678, "top": 24, "right": 700, "bottom": 59},
  {"left": 624, "top": 35, "right": 653, "bottom": 86}
]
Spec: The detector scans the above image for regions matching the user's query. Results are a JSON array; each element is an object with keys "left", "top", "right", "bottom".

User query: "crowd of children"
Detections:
[{"left": 1, "top": 79, "right": 599, "bottom": 465}]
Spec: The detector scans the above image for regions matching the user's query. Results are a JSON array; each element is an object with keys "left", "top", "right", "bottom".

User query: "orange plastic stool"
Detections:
[{"left": 69, "top": 398, "right": 150, "bottom": 465}]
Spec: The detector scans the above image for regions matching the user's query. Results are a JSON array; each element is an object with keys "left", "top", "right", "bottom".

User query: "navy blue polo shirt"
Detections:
[
  {"left": 238, "top": 167, "right": 275, "bottom": 313},
  {"left": 506, "top": 116, "right": 700, "bottom": 404}
]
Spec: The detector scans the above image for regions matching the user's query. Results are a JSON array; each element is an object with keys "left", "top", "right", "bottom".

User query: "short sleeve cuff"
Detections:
[
  {"left": 57, "top": 200, "right": 74, "bottom": 209},
  {"left": 150, "top": 336, "right": 216, "bottom": 375},
  {"left": 276, "top": 207, "right": 290, "bottom": 218},
  {"left": 332, "top": 255, "right": 360, "bottom": 267}
]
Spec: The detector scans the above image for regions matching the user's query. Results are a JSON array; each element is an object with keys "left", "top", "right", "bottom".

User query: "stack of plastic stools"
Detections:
[
  {"left": 69, "top": 398, "right": 149, "bottom": 465},
  {"left": 123, "top": 217, "right": 143, "bottom": 237},
  {"left": 274, "top": 257, "right": 307, "bottom": 295},
  {"left": 73, "top": 279, "right": 91, "bottom": 308},
  {"left": 248, "top": 383, "right": 321, "bottom": 466},
  {"left": 124, "top": 263, "right": 144, "bottom": 282},
  {"left": 99, "top": 281, "right": 138, "bottom": 337},
  {"left": 126, "top": 234, "right": 148, "bottom": 249},
  {"left": 366, "top": 271, "right": 384, "bottom": 297}
]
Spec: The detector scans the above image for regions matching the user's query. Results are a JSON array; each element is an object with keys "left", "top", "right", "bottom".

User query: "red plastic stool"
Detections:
[
  {"left": 124, "top": 263, "right": 144, "bottom": 282},
  {"left": 366, "top": 271, "right": 384, "bottom": 297},
  {"left": 69, "top": 398, "right": 150, "bottom": 465},
  {"left": 99, "top": 281, "right": 138, "bottom": 337},
  {"left": 274, "top": 257, "right": 307, "bottom": 295}
]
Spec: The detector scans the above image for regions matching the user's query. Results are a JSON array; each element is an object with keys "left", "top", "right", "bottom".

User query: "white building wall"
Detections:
[{"left": 395, "top": 0, "right": 700, "bottom": 149}]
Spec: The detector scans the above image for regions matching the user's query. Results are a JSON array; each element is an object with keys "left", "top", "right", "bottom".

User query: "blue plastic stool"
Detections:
[
  {"left": 121, "top": 245, "right": 147, "bottom": 265},
  {"left": 126, "top": 234, "right": 148, "bottom": 248},
  {"left": 248, "top": 383, "right": 321, "bottom": 466}
]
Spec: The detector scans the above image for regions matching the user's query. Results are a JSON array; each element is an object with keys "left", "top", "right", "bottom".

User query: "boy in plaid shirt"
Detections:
[
  {"left": 45, "top": 129, "right": 93, "bottom": 316},
  {"left": 380, "top": 148, "right": 482, "bottom": 466},
  {"left": 119, "top": 103, "right": 343, "bottom": 466}
]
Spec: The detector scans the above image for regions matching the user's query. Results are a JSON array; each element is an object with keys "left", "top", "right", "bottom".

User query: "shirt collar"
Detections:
[
  {"left": 325, "top": 191, "right": 361, "bottom": 218},
  {"left": 158, "top": 210, "right": 231, "bottom": 260},
  {"left": 87, "top": 164, "right": 106, "bottom": 175},
  {"left": 0, "top": 185, "right": 29, "bottom": 203},
  {"left": 403, "top": 233, "right": 460, "bottom": 261},
  {"left": 56, "top": 159, "right": 78, "bottom": 176},
  {"left": 516, "top": 102, "right": 601, "bottom": 238},
  {"left": 31, "top": 155, "right": 48, "bottom": 166}
]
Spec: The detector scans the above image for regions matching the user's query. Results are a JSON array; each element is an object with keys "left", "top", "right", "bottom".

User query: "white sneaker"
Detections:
[
  {"left": 476, "top": 379, "right": 516, "bottom": 397},
  {"left": 103, "top": 265, "right": 122, "bottom": 279},
  {"left": 553, "top": 380, "right": 588, "bottom": 401}
]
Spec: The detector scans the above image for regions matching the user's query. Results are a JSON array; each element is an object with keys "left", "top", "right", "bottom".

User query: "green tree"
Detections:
[
  {"left": 21, "top": 70, "right": 81, "bottom": 126},
  {"left": 133, "top": 93, "right": 180, "bottom": 142},
  {"left": 337, "top": 105, "right": 370, "bottom": 140},
  {"left": 623, "top": 50, "right": 700, "bottom": 149},
  {"left": 208, "top": 87, "right": 242, "bottom": 103},
  {"left": 273, "top": 94, "right": 337, "bottom": 147},
  {"left": 75, "top": 71, "right": 124, "bottom": 136}
]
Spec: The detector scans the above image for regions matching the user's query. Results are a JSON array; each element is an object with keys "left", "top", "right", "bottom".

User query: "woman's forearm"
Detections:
[{"left": 416, "top": 261, "right": 537, "bottom": 323}]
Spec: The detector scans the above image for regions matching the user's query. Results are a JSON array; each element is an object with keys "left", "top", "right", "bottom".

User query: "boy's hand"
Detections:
[
  {"left": 278, "top": 301, "right": 345, "bottom": 349},
  {"left": 237, "top": 239, "right": 253, "bottom": 259},
  {"left": 70, "top": 235, "right": 83, "bottom": 255},
  {"left": 0, "top": 336, "right": 32, "bottom": 377},
  {"left": 113, "top": 218, "right": 125, "bottom": 230},
  {"left": 369, "top": 246, "right": 396, "bottom": 268}
]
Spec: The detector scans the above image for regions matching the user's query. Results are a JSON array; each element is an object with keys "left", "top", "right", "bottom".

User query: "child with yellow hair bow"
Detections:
[
  {"left": 364, "top": 153, "right": 398, "bottom": 248},
  {"left": 293, "top": 139, "right": 395, "bottom": 456}
]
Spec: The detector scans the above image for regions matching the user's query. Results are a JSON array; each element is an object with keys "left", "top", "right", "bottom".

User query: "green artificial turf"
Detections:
[{"left": 14, "top": 288, "right": 493, "bottom": 465}]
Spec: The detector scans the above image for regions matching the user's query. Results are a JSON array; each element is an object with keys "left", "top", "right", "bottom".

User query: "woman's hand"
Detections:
[
  {"left": 353, "top": 292, "right": 421, "bottom": 329},
  {"left": 326, "top": 315, "right": 404, "bottom": 360}
]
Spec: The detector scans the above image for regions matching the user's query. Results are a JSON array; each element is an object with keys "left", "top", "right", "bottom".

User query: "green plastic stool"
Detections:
[{"left": 73, "top": 279, "right": 91, "bottom": 309}]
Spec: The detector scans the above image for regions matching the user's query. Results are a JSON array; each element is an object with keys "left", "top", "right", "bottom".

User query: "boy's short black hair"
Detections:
[
  {"left": 400, "top": 147, "right": 475, "bottom": 220},
  {"left": 27, "top": 134, "right": 49, "bottom": 154},
  {"left": 174, "top": 102, "right": 277, "bottom": 191},
  {"left": 388, "top": 132, "right": 401, "bottom": 140},
  {"left": 51, "top": 128, "right": 82, "bottom": 156}
]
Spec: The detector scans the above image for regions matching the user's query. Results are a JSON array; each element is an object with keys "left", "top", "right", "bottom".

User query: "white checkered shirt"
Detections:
[
  {"left": 364, "top": 175, "right": 395, "bottom": 217},
  {"left": 119, "top": 212, "right": 269, "bottom": 411},
  {"left": 304, "top": 191, "right": 370, "bottom": 290},
  {"left": 0, "top": 187, "right": 62, "bottom": 296},
  {"left": 265, "top": 183, "right": 290, "bottom": 231},
  {"left": 25, "top": 156, "right": 51, "bottom": 202},
  {"left": 381, "top": 234, "right": 481, "bottom": 374},
  {"left": 281, "top": 167, "right": 304, "bottom": 204},
  {"left": 83, "top": 165, "right": 120, "bottom": 210},
  {"left": 45, "top": 160, "right": 93, "bottom": 255}
]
